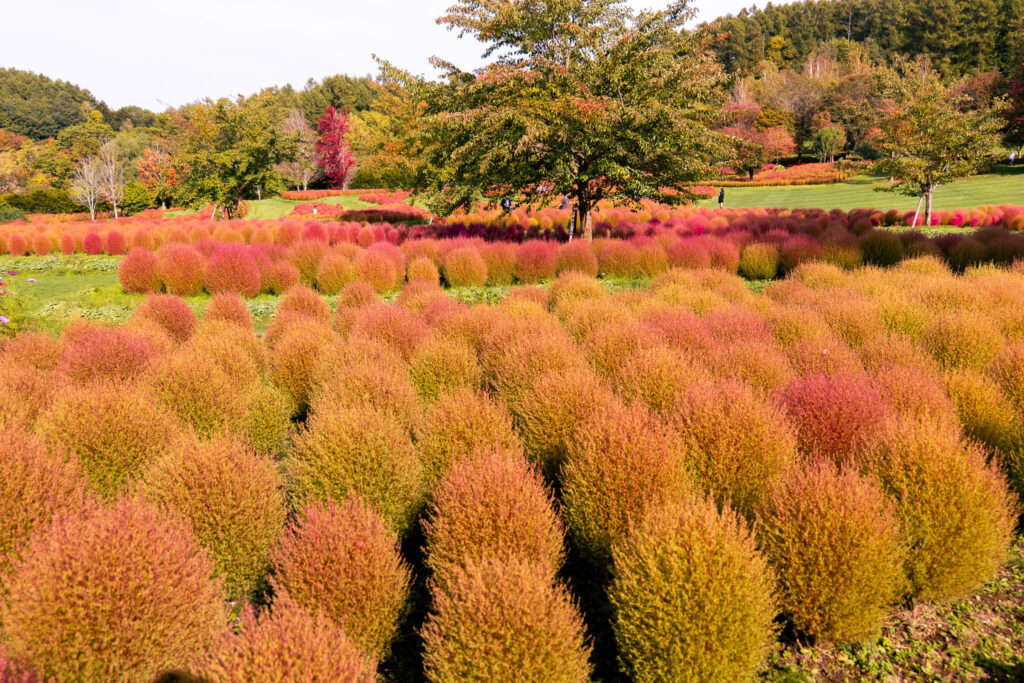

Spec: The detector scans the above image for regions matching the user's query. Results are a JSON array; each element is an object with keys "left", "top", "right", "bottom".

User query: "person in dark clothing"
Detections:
[
  {"left": 718, "top": 187, "right": 725, "bottom": 208},
  {"left": 559, "top": 196, "right": 569, "bottom": 210},
  {"left": 500, "top": 197, "right": 512, "bottom": 211}
]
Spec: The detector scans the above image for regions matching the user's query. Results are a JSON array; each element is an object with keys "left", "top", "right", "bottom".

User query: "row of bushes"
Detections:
[
  {"left": 280, "top": 189, "right": 385, "bottom": 201},
  {"left": 0, "top": 257, "right": 1022, "bottom": 680},
  {"left": 290, "top": 202, "right": 430, "bottom": 224}
]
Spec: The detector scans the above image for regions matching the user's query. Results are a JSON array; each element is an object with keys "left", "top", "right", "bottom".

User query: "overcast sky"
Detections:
[{"left": 1, "top": 0, "right": 782, "bottom": 110}]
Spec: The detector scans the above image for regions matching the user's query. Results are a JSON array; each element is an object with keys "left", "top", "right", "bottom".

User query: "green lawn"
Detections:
[
  {"left": 245, "top": 194, "right": 370, "bottom": 220},
  {"left": 696, "top": 167, "right": 1024, "bottom": 211}
]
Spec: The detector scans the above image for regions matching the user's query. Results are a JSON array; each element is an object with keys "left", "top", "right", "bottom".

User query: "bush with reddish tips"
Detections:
[
  {"left": 610, "top": 497, "right": 776, "bottom": 683},
  {"left": 548, "top": 272, "right": 607, "bottom": 314},
  {"left": 556, "top": 240, "right": 599, "bottom": 277},
  {"left": 205, "top": 292, "right": 252, "bottom": 329},
  {"left": 991, "top": 342, "right": 1024, "bottom": 415},
  {"left": 277, "top": 284, "right": 330, "bottom": 324},
  {"left": 147, "top": 352, "right": 250, "bottom": 439},
  {"left": 82, "top": 232, "right": 102, "bottom": 255},
  {"left": 30, "top": 233, "right": 51, "bottom": 256},
  {"left": 5, "top": 233, "right": 26, "bottom": 256},
  {"left": 272, "top": 498, "right": 411, "bottom": 661},
  {"left": 311, "top": 360, "right": 422, "bottom": 434},
  {"left": 669, "top": 379, "right": 798, "bottom": 519},
  {"left": 409, "top": 335, "right": 481, "bottom": 402},
  {"left": 667, "top": 237, "right": 713, "bottom": 269},
  {"left": 0, "top": 429, "right": 88, "bottom": 565},
  {"left": 288, "top": 404, "right": 424, "bottom": 535},
  {"left": 441, "top": 247, "right": 487, "bottom": 288},
  {"left": 269, "top": 322, "right": 339, "bottom": 412},
  {"left": 707, "top": 339, "right": 795, "bottom": 394},
  {"left": 514, "top": 240, "right": 558, "bottom": 283},
  {"left": 205, "top": 244, "right": 262, "bottom": 298},
  {"left": 407, "top": 256, "right": 440, "bottom": 285},
  {"left": 561, "top": 403, "right": 690, "bottom": 565},
  {"left": 243, "top": 382, "right": 293, "bottom": 457},
  {"left": 266, "top": 260, "right": 301, "bottom": 295},
  {"left": 612, "top": 345, "right": 711, "bottom": 414},
  {"left": 922, "top": 311, "right": 1004, "bottom": 371},
  {"left": 104, "top": 229, "right": 126, "bottom": 255},
  {"left": 348, "top": 303, "right": 429, "bottom": 361},
  {"left": 872, "top": 364, "right": 958, "bottom": 431},
  {"left": 779, "top": 235, "right": 825, "bottom": 273},
  {"left": 0, "top": 365, "right": 57, "bottom": 432},
  {"left": 0, "top": 499, "right": 225, "bottom": 682},
  {"left": 945, "top": 369, "right": 1022, "bottom": 467},
  {"left": 35, "top": 381, "right": 185, "bottom": 501},
  {"left": 416, "top": 388, "right": 524, "bottom": 487},
  {"left": 422, "top": 558, "right": 591, "bottom": 683},
  {"left": 424, "top": 450, "right": 565, "bottom": 586},
  {"left": 157, "top": 243, "right": 206, "bottom": 296},
  {"left": 758, "top": 460, "right": 904, "bottom": 643},
  {"left": 118, "top": 248, "right": 160, "bottom": 293},
  {"left": 595, "top": 238, "right": 639, "bottom": 278},
  {"left": 633, "top": 242, "right": 669, "bottom": 278},
  {"left": 780, "top": 373, "right": 893, "bottom": 465},
  {"left": 59, "top": 233, "right": 75, "bottom": 255},
  {"left": 197, "top": 598, "right": 376, "bottom": 683},
  {"left": 739, "top": 243, "right": 779, "bottom": 280},
  {"left": 315, "top": 252, "right": 355, "bottom": 295},
  {"left": 187, "top": 320, "right": 266, "bottom": 387},
  {"left": 0, "top": 332, "right": 60, "bottom": 373},
  {"left": 481, "top": 242, "right": 516, "bottom": 285},
  {"left": 134, "top": 293, "right": 197, "bottom": 343},
  {"left": 56, "top": 322, "right": 161, "bottom": 383},
  {"left": 859, "top": 230, "right": 904, "bottom": 267},
  {"left": 866, "top": 421, "right": 1017, "bottom": 602},
  {"left": 353, "top": 248, "right": 400, "bottom": 293},
  {"left": 287, "top": 240, "right": 328, "bottom": 285},
  {"left": 481, "top": 318, "right": 581, "bottom": 400}
]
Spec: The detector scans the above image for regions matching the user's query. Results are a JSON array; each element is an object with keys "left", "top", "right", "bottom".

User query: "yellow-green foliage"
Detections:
[
  {"left": 245, "top": 382, "right": 294, "bottom": 457},
  {"left": 409, "top": 335, "right": 482, "bottom": 402},
  {"left": 739, "top": 242, "right": 780, "bottom": 280},
  {"left": 610, "top": 497, "right": 776, "bottom": 683},
  {"left": 758, "top": 460, "right": 905, "bottom": 643},
  {"left": 146, "top": 352, "right": 250, "bottom": 439},
  {"left": 922, "top": 311, "right": 1004, "bottom": 371},
  {"left": 142, "top": 435, "right": 287, "bottom": 599}
]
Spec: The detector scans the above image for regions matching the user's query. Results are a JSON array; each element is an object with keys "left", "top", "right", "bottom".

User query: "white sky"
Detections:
[{"left": 1, "top": 0, "right": 783, "bottom": 110}]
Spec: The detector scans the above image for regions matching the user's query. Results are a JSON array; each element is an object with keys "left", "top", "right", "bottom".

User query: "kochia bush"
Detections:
[
  {"left": 205, "top": 244, "right": 262, "bottom": 298},
  {"left": 157, "top": 243, "right": 206, "bottom": 296},
  {"left": 134, "top": 293, "right": 198, "bottom": 343},
  {"left": 443, "top": 247, "right": 488, "bottom": 287},
  {"left": 118, "top": 248, "right": 160, "bottom": 293}
]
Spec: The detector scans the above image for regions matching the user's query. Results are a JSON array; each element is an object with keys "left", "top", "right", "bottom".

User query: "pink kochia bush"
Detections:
[
  {"left": 272, "top": 498, "right": 411, "bottom": 662},
  {"left": 0, "top": 498, "right": 225, "bottom": 682},
  {"left": 205, "top": 244, "right": 262, "bottom": 297}
]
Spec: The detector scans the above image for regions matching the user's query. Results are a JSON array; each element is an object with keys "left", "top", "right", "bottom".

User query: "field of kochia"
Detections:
[{"left": 0, "top": 233, "right": 1022, "bottom": 681}]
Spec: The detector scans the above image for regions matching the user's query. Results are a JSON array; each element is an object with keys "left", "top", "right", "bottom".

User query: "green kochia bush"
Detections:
[
  {"left": 758, "top": 460, "right": 905, "bottom": 643},
  {"left": 610, "top": 497, "right": 777, "bottom": 683},
  {"left": 739, "top": 242, "right": 780, "bottom": 280},
  {"left": 422, "top": 558, "right": 592, "bottom": 683}
]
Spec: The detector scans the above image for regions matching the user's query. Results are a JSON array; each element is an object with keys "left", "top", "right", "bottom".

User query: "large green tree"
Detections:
[
  {"left": 877, "top": 63, "right": 1004, "bottom": 225},
  {"left": 172, "top": 93, "right": 295, "bottom": 218},
  {"left": 381, "top": 0, "right": 728, "bottom": 239}
]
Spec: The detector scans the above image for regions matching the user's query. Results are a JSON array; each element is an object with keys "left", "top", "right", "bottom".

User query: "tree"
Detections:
[
  {"left": 720, "top": 102, "right": 796, "bottom": 179},
  {"left": 382, "top": 0, "right": 729, "bottom": 240},
  {"left": 98, "top": 140, "right": 124, "bottom": 218},
  {"left": 812, "top": 126, "right": 845, "bottom": 162},
  {"left": 277, "top": 109, "right": 318, "bottom": 190},
  {"left": 315, "top": 106, "right": 356, "bottom": 189},
  {"left": 137, "top": 147, "right": 178, "bottom": 208},
  {"left": 70, "top": 156, "right": 102, "bottom": 220},
  {"left": 1005, "top": 29, "right": 1024, "bottom": 154},
  {"left": 173, "top": 93, "right": 294, "bottom": 219},
  {"left": 877, "top": 63, "right": 1004, "bottom": 226}
]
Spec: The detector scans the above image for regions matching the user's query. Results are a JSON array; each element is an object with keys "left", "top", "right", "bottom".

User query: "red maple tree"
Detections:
[{"left": 315, "top": 106, "right": 356, "bottom": 188}]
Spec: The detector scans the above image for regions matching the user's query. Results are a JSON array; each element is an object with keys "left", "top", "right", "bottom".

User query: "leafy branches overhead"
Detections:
[{"left": 382, "top": 0, "right": 728, "bottom": 238}]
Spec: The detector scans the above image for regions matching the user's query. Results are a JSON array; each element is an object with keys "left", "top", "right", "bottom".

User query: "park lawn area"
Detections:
[
  {"left": 245, "top": 193, "right": 370, "bottom": 220},
  {"left": 696, "top": 168, "right": 1024, "bottom": 211}
]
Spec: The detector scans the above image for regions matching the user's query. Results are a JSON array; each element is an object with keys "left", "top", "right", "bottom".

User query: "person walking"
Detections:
[
  {"left": 1011, "top": 151, "right": 1018, "bottom": 167},
  {"left": 718, "top": 187, "right": 725, "bottom": 209},
  {"left": 559, "top": 196, "right": 569, "bottom": 210}
]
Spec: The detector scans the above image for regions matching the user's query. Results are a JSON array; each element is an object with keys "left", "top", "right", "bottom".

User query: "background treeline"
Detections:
[{"left": 708, "top": 0, "right": 1024, "bottom": 77}]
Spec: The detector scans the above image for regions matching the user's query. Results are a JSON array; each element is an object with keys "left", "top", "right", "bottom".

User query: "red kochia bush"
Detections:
[
  {"left": 0, "top": 365, "right": 57, "bottom": 433},
  {"left": 556, "top": 240, "right": 599, "bottom": 277},
  {"left": 276, "top": 284, "right": 331, "bottom": 324},
  {"left": 348, "top": 303, "right": 429, "bottom": 361},
  {"left": 56, "top": 321, "right": 161, "bottom": 383},
  {"left": 104, "top": 229, "right": 126, "bottom": 255},
  {"left": 0, "top": 498, "right": 225, "bottom": 682},
  {"left": 134, "top": 293, "right": 198, "bottom": 343},
  {"left": 514, "top": 240, "right": 558, "bottom": 283},
  {"left": 422, "top": 559, "right": 592, "bottom": 683},
  {"left": 0, "top": 429, "right": 88, "bottom": 564},
  {"left": 157, "top": 243, "right": 206, "bottom": 296},
  {"left": 83, "top": 232, "right": 102, "bottom": 254},
  {"left": 424, "top": 450, "right": 565, "bottom": 585},
  {"left": 780, "top": 373, "right": 893, "bottom": 465},
  {"left": 481, "top": 243, "right": 517, "bottom": 285},
  {"left": 273, "top": 498, "right": 411, "bottom": 661},
  {"left": 197, "top": 598, "right": 376, "bottom": 683},
  {"left": 443, "top": 247, "right": 488, "bottom": 287},
  {"left": 205, "top": 292, "right": 253, "bottom": 329},
  {"left": 758, "top": 459, "right": 905, "bottom": 643},
  {"left": 205, "top": 244, "right": 262, "bottom": 298},
  {"left": 117, "top": 248, "right": 160, "bottom": 293}
]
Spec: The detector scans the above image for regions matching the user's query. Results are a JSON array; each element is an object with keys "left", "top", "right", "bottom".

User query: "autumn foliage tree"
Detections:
[
  {"left": 315, "top": 106, "right": 356, "bottom": 189},
  {"left": 137, "top": 147, "right": 178, "bottom": 208},
  {"left": 720, "top": 102, "right": 797, "bottom": 179}
]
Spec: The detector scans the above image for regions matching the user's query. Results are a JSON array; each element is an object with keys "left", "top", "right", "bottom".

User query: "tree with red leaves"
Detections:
[
  {"left": 137, "top": 148, "right": 178, "bottom": 209},
  {"left": 720, "top": 102, "right": 797, "bottom": 180},
  {"left": 315, "top": 106, "right": 356, "bottom": 189}
]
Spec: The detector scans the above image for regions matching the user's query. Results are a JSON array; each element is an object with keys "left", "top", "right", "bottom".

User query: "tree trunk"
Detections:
[
  {"left": 924, "top": 186, "right": 934, "bottom": 227},
  {"left": 749, "top": 168, "right": 756, "bottom": 181},
  {"left": 582, "top": 209, "right": 594, "bottom": 242},
  {"left": 112, "top": 201, "right": 118, "bottom": 219}
]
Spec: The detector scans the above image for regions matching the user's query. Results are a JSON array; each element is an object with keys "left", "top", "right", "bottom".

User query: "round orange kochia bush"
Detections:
[
  {"left": 205, "top": 292, "right": 253, "bottom": 329},
  {"left": 668, "top": 379, "right": 798, "bottom": 519},
  {"left": 921, "top": 311, "right": 1004, "bottom": 371},
  {"left": 0, "top": 365, "right": 57, "bottom": 432},
  {"left": 272, "top": 498, "right": 411, "bottom": 661},
  {"left": 287, "top": 240, "right": 328, "bottom": 285},
  {"left": 354, "top": 248, "right": 400, "bottom": 293},
  {"left": 421, "top": 559, "right": 591, "bottom": 683},
  {"left": 609, "top": 497, "right": 776, "bottom": 683},
  {"left": 0, "top": 429, "right": 88, "bottom": 564},
  {"left": 407, "top": 256, "right": 440, "bottom": 285},
  {"left": 266, "top": 260, "right": 301, "bottom": 294},
  {"left": 612, "top": 344, "right": 710, "bottom": 414},
  {"left": 288, "top": 404, "right": 424, "bottom": 535},
  {"left": 865, "top": 421, "right": 1018, "bottom": 602},
  {"left": 415, "top": 388, "right": 523, "bottom": 487},
  {"left": 134, "top": 294, "right": 198, "bottom": 343},
  {"left": 147, "top": 352, "right": 250, "bottom": 439},
  {"left": 561, "top": 403, "right": 690, "bottom": 565},
  {"left": 205, "top": 244, "right": 262, "bottom": 297},
  {"left": 780, "top": 373, "right": 893, "bottom": 465},
  {"left": 443, "top": 247, "right": 488, "bottom": 287},
  {"left": 758, "top": 460, "right": 904, "bottom": 644},
  {"left": 348, "top": 303, "right": 429, "bottom": 361},
  {"left": 480, "top": 317, "right": 581, "bottom": 400},
  {"left": 739, "top": 242, "right": 780, "bottom": 280},
  {"left": 118, "top": 248, "right": 160, "bottom": 293},
  {"left": 142, "top": 435, "right": 286, "bottom": 599},
  {"left": 0, "top": 499, "right": 225, "bottom": 682},
  {"left": 56, "top": 322, "right": 161, "bottom": 383},
  {"left": 548, "top": 273, "right": 608, "bottom": 316},
  {"left": 514, "top": 240, "right": 558, "bottom": 284},
  {"left": 277, "top": 284, "right": 331, "bottom": 324},
  {"left": 409, "top": 336, "right": 481, "bottom": 402},
  {"left": 244, "top": 382, "right": 294, "bottom": 457},
  {"left": 424, "top": 450, "right": 564, "bottom": 585},
  {"left": 270, "top": 322, "right": 339, "bottom": 412},
  {"left": 35, "top": 381, "right": 185, "bottom": 501},
  {"left": 186, "top": 320, "right": 266, "bottom": 387},
  {"left": 556, "top": 240, "right": 599, "bottom": 277},
  {"left": 311, "top": 360, "right": 422, "bottom": 434},
  {"left": 157, "top": 243, "right": 206, "bottom": 296},
  {"left": 481, "top": 242, "right": 516, "bottom": 285},
  {"left": 315, "top": 252, "right": 355, "bottom": 295},
  {"left": 197, "top": 598, "right": 376, "bottom": 683}
]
